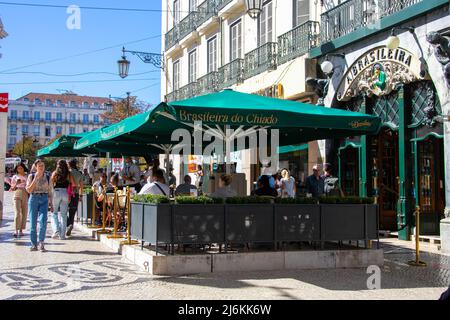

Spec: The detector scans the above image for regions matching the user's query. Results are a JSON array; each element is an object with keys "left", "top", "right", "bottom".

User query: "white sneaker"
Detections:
[{"left": 52, "top": 232, "right": 60, "bottom": 239}]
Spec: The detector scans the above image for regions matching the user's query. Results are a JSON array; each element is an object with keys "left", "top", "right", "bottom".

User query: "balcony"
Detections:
[
  {"left": 278, "top": 21, "right": 320, "bottom": 65},
  {"left": 178, "top": 11, "right": 199, "bottom": 41},
  {"left": 216, "top": 0, "right": 233, "bottom": 11},
  {"left": 197, "top": 71, "right": 219, "bottom": 95},
  {"left": 165, "top": 90, "right": 179, "bottom": 103},
  {"left": 178, "top": 82, "right": 198, "bottom": 101},
  {"left": 320, "top": 0, "right": 425, "bottom": 43},
  {"left": 217, "top": 58, "right": 244, "bottom": 90},
  {"left": 244, "top": 42, "right": 278, "bottom": 80},
  {"left": 165, "top": 0, "right": 218, "bottom": 51}
]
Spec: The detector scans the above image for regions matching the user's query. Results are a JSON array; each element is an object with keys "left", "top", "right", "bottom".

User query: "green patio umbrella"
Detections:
[
  {"left": 74, "top": 89, "right": 381, "bottom": 153},
  {"left": 36, "top": 133, "right": 95, "bottom": 157}
]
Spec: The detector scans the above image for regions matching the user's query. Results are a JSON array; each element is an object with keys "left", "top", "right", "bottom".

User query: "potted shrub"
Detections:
[
  {"left": 319, "top": 196, "right": 377, "bottom": 241},
  {"left": 131, "top": 194, "right": 171, "bottom": 246},
  {"left": 274, "top": 197, "right": 320, "bottom": 243},
  {"left": 225, "top": 196, "right": 275, "bottom": 245},
  {"left": 172, "top": 196, "right": 225, "bottom": 245}
]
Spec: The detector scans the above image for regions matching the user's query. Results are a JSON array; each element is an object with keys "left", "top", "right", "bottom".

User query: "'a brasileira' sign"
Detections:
[{"left": 336, "top": 46, "right": 426, "bottom": 101}]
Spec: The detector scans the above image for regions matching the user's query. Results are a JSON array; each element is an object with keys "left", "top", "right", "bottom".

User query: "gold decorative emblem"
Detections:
[{"left": 349, "top": 120, "right": 372, "bottom": 129}]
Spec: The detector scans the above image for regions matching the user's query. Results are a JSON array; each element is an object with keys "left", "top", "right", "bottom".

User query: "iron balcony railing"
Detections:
[
  {"left": 178, "top": 11, "right": 199, "bottom": 40},
  {"left": 244, "top": 42, "right": 278, "bottom": 80},
  {"left": 217, "top": 58, "right": 244, "bottom": 90},
  {"left": 320, "top": 0, "right": 424, "bottom": 43},
  {"left": 216, "top": 0, "right": 233, "bottom": 11},
  {"left": 196, "top": 0, "right": 217, "bottom": 26},
  {"left": 178, "top": 82, "right": 198, "bottom": 101},
  {"left": 197, "top": 71, "right": 219, "bottom": 95},
  {"left": 278, "top": 20, "right": 320, "bottom": 65},
  {"left": 165, "top": 90, "right": 179, "bottom": 103},
  {"left": 378, "top": 0, "right": 422, "bottom": 18},
  {"left": 165, "top": 27, "right": 179, "bottom": 50}
]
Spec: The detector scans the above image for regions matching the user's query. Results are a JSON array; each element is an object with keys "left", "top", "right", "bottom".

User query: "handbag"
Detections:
[{"left": 66, "top": 174, "right": 75, "bottom": 200}]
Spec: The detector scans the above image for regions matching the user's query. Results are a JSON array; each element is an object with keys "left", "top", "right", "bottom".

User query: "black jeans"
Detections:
[{"left": 67, "top": 193, "right": 80, "bottom": 227}]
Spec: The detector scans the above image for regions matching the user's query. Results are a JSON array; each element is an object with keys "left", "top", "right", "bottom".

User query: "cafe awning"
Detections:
[
  {"left": 74, "top": 90, "right": 381, "bottom": 153},
  {"left": 37, "top": 133, "right": 93, "bottom": 157}
]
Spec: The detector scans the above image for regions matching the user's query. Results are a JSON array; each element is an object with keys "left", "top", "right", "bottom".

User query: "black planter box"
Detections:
[
  {"left": 225, "top": 204, "right": 274, "bottom": 244},
  {"left": 137, "top": 203, "right": 172, "bottom": 245},
  {"left": 275, "top": 204, "right": 320, "bottom": 241},
  {"left": 172, "top": 204, "right": 225, "bottom": 244},
  {"left": 321, "top": 204, "right": 378, "bottom": 241},
  {"left": 130, "top": 202, "right": 144, "bottom": 240}
]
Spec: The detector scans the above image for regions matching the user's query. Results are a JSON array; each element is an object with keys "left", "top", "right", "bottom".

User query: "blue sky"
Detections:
[{"left": 0, "top": 0, "right": 162, "bottom": 106}]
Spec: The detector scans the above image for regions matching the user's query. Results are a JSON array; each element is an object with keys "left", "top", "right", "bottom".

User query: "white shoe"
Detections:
[{"left": 52, "top": 232, "right": 60, "bottom": 239}]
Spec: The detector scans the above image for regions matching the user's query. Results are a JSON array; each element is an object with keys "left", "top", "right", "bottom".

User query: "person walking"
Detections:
[
  {"left": 26, "top": 159, "right": 52, "bottom": 252},
  {"left": 281, "top": 169, "right": 296, "bottom": 198},
  {"left": 10, "top": 162, "right": 29, "bottom": 238},
  {"left": 66, "top": 159, "right": 83, "bottom": 237},
  {"left": 50, "top": 160, "right": 75, "bottom": 240}
]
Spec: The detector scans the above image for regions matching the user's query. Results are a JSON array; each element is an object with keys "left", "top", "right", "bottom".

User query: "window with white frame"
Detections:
[
  {"left": 173, "top": 0, "right": 180, "bottom": 26},
  {"left": 45, "top": 112, "right": 51, "bottom": 121},
  {"left": 294, "top": 0, "right": 309, "bottom": 27},
  {"left": 23, "top": 111, "right": 29, "bottom": 120},
  {"left": 69, "top": 127, "right": 75, "bottom": 134},
  {"left": 207, "top": 36, "right": 218, "bottom": 72},
  {"left": 33, "top": 125, "right": 40, "bottom": 136},
  {"left": 45, "top": 126, "right": 51, "bottom": 137},
  {"left": 56, "top": 126, "right": 62, "bottom": 135},
  {"left": 10, "top": 124, "right": 17, "bottom": 136},
  {"left": 259, "top": 1, "right": 273, "bottom": 45},
  {"left": 230, "top": 20, "right": 242, "bottom": 61},
  {"left": 34, "top": 111, "right": 40, "bottom": 121},
  {"left": 173, "top": 60, "right": 180, "bottom": 91},
  {"left": 189, "top": 0, "right": 197, "bottom": 12},
  {"left": 188, "top": 49, "right": 197, "bottom": 83},
  {"left": 10, "top": 110, "right": 17, "bottom": 120}
]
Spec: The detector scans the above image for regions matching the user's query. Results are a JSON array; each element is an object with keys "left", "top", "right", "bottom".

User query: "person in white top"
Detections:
[
  {"left": 139, "top": 169, "right": 170, "bottom": 196},
  {"left": 281, "top": 169, "right": 296, "bottom": 198}
]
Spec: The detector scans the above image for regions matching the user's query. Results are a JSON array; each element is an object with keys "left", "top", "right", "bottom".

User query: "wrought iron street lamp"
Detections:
[
  {"left": 245, "top": 0, "right": 263, "bottom": 19},
  {"left": 118, "top": 47, "right": 164, "bottom": 79}
]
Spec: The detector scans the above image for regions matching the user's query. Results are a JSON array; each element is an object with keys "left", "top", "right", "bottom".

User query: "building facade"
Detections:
[
  {"left": 161, "top": 0, "right": 323, "bottom": 193},
  {"left": 161, "top": 0, "right": 450, "bottom": 242},
  {"left": 314, "top": 0, "right": 450, "bottom": 240},
  {"left": 7, "top": 92, "right": 112, "bottom": 150}
]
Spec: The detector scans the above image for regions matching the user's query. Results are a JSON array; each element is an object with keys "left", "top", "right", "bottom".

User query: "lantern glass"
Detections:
[
  {"left": 321, "top": 60, "right": 334, "bottom": 74},
  {"left": 245, "top": 0, "right": 263, "bottom": 19},
  {"left": 118, "top": 57, "right": 130, "bottom": 79},
  {"left": 386, "top": 35, "right": 400, "bottom": 50}
]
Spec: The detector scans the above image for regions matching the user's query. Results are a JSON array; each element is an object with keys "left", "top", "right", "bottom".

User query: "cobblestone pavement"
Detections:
[{"left": 1, "top": 193, "right": 449, "bottom": 300}]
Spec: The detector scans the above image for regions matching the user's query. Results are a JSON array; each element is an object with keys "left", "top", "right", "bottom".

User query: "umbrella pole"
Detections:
[{"left": 87, "top": 186, "right": 102, "bottom": 229}]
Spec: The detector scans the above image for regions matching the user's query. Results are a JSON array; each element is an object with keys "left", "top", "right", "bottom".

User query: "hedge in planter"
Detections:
[
  {"left": 319, "top": 196, "right": 377, "bottom": 241},
  {"left": 131, "top": 194, "right": 171, "bottom": 245}
]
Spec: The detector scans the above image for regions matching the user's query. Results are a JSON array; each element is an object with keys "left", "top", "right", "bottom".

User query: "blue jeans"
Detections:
[
  {"left": 51, "top": 188, "right": 69, "bottom": 239},
  {"left": 29, "top": 194, "right": 49, "bottom": 247}
]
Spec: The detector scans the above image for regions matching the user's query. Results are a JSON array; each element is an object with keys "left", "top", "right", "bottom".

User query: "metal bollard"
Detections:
[{"left": 408, "top": 206, "right": 427, "bottom": 267}]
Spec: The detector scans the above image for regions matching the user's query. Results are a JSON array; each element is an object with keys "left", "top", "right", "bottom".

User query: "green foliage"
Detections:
[
  {"left": 225, "top": 196, "right": 274, "bottom": 204},
  {"left": 319, "top": 196, "right": 375, "bottom": 204},
  {"left": 83, "top": 187, "right": 93, "bottom": 194},
  {"left": 133, "top": 194, "right": 170, "bottom": 204},
  {"left": 175, "top": 196, "right": 215, "bottom": 204},
  {"left": 275, "top": 197, "right": 318, "bottom": 204}
]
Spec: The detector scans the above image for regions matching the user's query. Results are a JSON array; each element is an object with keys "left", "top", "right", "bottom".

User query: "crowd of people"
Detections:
[
  {"left": 8, "top": 158, "right": 84, "bottom": 252},
  {"left": 6, "top": 155, "right": 342, "bottom": 252}
]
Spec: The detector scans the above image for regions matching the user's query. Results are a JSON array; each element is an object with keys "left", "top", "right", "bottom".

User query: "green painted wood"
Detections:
[
  {"left": 310, "top": 0, "right": 448, "bottom": 59},
  {"left": 359, "top": 96, "right": 368, "bottom": 197}
]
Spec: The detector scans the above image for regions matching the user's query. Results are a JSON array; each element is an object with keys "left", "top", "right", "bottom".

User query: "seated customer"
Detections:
[
  {"left": 253, "top": 175, "right": 278, "bottom": 197},
  {"left": 175, "top": 175, "right": 198, "bottom": 196},
  {"left": 139, "top": 169, "right": 170, "bottom": 196},
  {"left": 210, "top": 174, "right": 237, "bottom": 198}
]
